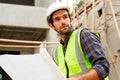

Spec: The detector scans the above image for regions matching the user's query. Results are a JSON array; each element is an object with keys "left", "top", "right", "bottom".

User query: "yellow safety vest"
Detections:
[{"left": 53, "top": 29, "right": 109, "bottom": 80}]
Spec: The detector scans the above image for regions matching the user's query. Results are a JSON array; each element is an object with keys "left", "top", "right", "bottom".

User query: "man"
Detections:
[{"left": 46, "top": 1, "right": 110, "bottom": 80}]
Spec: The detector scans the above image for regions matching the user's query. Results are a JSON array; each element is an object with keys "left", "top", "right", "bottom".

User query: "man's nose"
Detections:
[{"left": 60, "top": 18, "right": 65, "bottom": 24}]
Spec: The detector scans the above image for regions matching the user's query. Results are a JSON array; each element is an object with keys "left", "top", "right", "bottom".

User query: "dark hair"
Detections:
[{"left": 48, "top": 9, "right": 70, "bottom": 25}]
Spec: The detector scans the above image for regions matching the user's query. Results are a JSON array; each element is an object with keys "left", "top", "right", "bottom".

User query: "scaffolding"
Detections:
[{"left": 70, "top": 0, "right": 120, "bottom": 80}]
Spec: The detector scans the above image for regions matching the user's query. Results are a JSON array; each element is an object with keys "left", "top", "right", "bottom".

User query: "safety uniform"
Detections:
[{"left": 53, "top": 28, "right": 109, "bottom": 80}]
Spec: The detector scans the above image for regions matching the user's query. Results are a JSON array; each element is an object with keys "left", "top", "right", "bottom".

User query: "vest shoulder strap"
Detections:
[{"left": 77, "top": 28, "right": 92, "bottom": 69}]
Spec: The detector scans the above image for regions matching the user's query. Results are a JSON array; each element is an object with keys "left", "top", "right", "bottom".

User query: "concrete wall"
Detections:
[
  {"left": 0, "top": 3, "right": 48, "bottom": 29},
  {"left": 0, "top": 3, "right": 49, "bottom": 55},
  {"left": 0, "top": 0, "right": 58, "bottom": 55}
]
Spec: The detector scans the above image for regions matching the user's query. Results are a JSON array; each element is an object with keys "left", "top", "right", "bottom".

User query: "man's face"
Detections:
[{"left": 50, "top": 9, "right": 72, "bottom": 35}]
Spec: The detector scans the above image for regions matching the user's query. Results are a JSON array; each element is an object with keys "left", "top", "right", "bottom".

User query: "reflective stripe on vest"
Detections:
[{"left": 77, "top": 29, "right": 92, "bottom": 69}]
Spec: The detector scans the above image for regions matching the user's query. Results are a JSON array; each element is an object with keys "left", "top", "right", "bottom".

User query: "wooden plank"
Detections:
[{"left": 0, "top": 38, "right": 59, "bottom": 44}]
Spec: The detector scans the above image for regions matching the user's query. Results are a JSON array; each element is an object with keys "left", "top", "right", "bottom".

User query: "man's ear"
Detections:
[{"left": 49, "top": 23, "right": 55, "bottom": 30}]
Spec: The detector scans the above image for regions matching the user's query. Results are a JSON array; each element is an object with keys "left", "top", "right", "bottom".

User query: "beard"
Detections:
[{"left": 55, "top": 24, "right": 72, "bottom": 35}]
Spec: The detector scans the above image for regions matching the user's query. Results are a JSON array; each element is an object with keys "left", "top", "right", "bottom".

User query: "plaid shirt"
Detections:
[{"left": 60, "top": 29, "right": 110, "bottom": 79}]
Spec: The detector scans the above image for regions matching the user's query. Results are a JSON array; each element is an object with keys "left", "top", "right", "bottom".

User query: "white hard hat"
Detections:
[{"left": 46, "top": 1, "right": 70, "bottom": 25}]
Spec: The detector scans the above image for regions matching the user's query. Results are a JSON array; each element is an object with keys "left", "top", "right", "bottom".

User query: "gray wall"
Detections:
[{"left": 0, "top": 3, "right": 48, "bottom": 29}]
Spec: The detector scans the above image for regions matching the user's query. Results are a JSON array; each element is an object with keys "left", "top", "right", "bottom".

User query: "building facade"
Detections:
[{"left": 0, "top": 0, "right": 58, "bottom": 55}]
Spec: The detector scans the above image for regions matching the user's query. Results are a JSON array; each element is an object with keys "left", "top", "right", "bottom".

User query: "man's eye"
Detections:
[
  {"left": 63, "top": 15, "right": 68, "bottom": 19},
  {"left": 54, "top": 17, "right": 60, "bottom": 21}
]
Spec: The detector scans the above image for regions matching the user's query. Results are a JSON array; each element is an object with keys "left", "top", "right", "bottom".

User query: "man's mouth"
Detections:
[{"left": 61, "top": 26, "right": 68, "bottom": 30}]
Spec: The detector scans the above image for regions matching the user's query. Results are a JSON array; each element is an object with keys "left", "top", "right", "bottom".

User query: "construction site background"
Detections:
[{"left": 0, "top": 0, "right": 120, "bottom": 80}]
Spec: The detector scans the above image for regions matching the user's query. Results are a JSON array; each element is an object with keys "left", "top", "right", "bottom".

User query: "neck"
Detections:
[
  {"left": 59, "top": 26, "right": 73, "bottom": 41},
  {"left": 60, "top": 34, "right": 67, "bottom": 42}
]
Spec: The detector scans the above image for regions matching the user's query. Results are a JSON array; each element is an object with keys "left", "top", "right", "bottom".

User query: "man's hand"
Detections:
[
  {"left": 67, "top": 76, "right": 87, "bottom": 80},
  {"left": 67, "top": 69, "right": 99, "bottom": 80}
]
